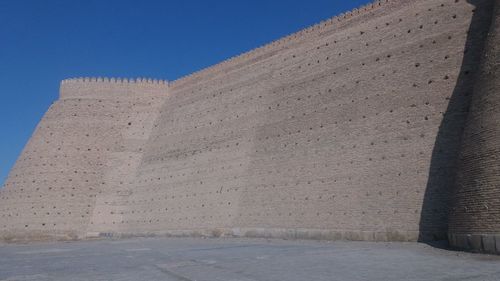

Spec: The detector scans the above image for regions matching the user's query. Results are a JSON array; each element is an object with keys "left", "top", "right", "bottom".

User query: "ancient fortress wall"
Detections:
[{"left": 1, "top": 0, "right": 498, "bottom": 253}]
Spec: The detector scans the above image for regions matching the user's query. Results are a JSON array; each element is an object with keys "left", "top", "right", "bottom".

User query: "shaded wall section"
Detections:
[
  {"left": 448, "top": 0, "right": 500, "bottom": 254},
  {"left": 418, "top": 0, "right": 495, "bottom": 242}
]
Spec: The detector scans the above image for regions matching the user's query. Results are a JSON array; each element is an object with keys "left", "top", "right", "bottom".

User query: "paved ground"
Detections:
[{"left": 0, "top": 237, "right": 499, "bottom": 281}]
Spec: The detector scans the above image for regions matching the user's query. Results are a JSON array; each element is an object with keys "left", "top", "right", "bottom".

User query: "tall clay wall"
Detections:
[{"left": 0, "top": 0, "right": 498, "bottom": 252}]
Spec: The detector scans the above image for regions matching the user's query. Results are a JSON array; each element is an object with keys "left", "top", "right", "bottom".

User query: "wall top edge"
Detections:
[{"left": 61, "top": 77, "right": 169, "bottom": 86}]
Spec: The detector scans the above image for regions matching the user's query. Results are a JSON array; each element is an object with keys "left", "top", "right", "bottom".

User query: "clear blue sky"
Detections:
[{"left": 0, "top": 0, "right": 372, "bottom": 186}]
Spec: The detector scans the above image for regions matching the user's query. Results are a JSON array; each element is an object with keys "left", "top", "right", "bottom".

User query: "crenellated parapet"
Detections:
[{"left": 60, "top": 77, "right": 169, "bottom": 99}]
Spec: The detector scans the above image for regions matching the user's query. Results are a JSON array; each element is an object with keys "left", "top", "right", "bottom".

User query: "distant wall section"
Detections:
[{"left": 0, "top": 78, "right": 168, "bottom": 241}]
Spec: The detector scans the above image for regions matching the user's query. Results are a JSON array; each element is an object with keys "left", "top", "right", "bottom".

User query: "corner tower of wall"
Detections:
[{"left": 448, "top": 1, "right": 500, "bottom": 255}]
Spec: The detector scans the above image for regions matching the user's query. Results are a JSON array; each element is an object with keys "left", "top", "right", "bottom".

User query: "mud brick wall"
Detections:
[{"left": 1, "top": 0, "right": 498, "bottom": 255}]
